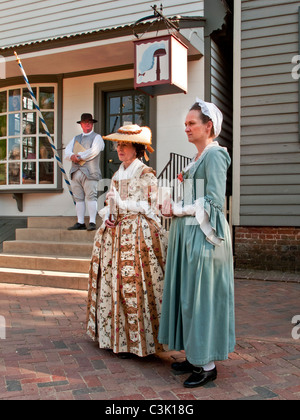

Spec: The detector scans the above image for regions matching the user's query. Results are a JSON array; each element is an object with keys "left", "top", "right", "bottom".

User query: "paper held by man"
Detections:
[{"left": 73, "top": 141, "right": 86, "bottom": 166}]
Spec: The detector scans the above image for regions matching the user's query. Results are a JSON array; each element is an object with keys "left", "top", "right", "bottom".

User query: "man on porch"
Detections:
[{"left": 65, "top": 113, "right": 105, "bottom": 231}]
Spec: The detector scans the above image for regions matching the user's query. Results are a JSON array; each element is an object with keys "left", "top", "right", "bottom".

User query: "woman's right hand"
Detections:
[
  {"left": 161, "top": 199, "right": 173, "bottom": 217},
  {"left": 105, "top": 219, "right": 116, "bottom": 229}
]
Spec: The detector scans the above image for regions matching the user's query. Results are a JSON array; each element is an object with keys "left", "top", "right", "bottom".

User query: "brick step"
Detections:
[
  {"left": 15, "top": 228, "right": 97, "bottom": 243},
  {"left": 3, "top": 240, "right": 93, "bottom": 257},
  {"left": 0, "top": 267, "right": 88, "bottom": 290},
  {"left": 0, "top": 254, "right": 90, "bottom": 273},
  {"left": 0, "top": 216, "right": 100, "bottom": 290},
  {"left": 27, "top": 216, "right": 102, "bottom": 229}
]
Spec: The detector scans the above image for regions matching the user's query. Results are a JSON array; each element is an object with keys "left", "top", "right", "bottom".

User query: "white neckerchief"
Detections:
[{"left": 113, "top": 158, "right": 144, "bottom": 181}]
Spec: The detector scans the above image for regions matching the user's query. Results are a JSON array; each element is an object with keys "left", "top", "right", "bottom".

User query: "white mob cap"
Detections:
[{"left": 195, "top": 97, "right": 223, "bottom": 138}]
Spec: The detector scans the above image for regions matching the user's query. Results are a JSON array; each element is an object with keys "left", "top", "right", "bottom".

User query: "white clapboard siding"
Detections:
[
  {"left": 0, "top": 0, "right": 204, "bottom": 49},
  {"left": 240, "top": 0, "right": 300, "bottom": 226}
]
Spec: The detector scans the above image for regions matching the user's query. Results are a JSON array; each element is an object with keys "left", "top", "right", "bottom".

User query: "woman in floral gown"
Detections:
[{"left": 86, "top": 125, "right": 168, "bottom": 357}]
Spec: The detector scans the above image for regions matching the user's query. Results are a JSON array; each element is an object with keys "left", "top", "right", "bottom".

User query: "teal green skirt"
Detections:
[{"left": 158, "top": 216, "right": 235, "bottom": 366}]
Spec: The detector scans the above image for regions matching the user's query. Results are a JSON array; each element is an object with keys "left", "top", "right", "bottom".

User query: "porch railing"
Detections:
[
  {"left": 157, "top": 153, "right": 191, "bottom": 230},
  {"left": 158, "top": 152, "right": 192, "bottom": 185}
]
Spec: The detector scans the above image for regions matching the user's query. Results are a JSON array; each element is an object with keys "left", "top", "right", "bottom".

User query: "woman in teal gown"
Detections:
[{"left": 158, "top": 99, "right": 235, "bottom": 388}]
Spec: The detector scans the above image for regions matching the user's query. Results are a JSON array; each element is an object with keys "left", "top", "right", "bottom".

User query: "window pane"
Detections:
[
  {"left": 8, "top": 162, "right": 20, "bottom": 184},
  {"left": 9, "top": 89, "right": 21, "bottom": 112},
  {"left": 39, "top": 87, "right": 54, "bottom": 109},
  {"left": 39, "top": 112, "right": 54, "bottom": 134},
  {"left": 134, "top": 114, "right": 144, "bottom": 126},
  {"left": 8, "top": 113, "right": 21, "bottom": 136},
  {"left": 0, "top": 139, "right": 7, "bottom": 160},
  {"left": 0, "top": 91, "right": 7, "bottom": 113},
  {"left": 109, "top": 97, "right": 120, "bottom": 114},
  {"left": 8, "top": 138, "right": 20, "bottom": 160},
  {"left": 122, "top": 96, "right": 133, "bottom": 113},
  {"left": 22, "top": 88, "right": 36, "bottom": 110},
  {"left": 109, "top": 115, "right": 120, "bottom": 133},
  {"left": 110, "top": 141, "right": 117, "bottom": 153},
  {"left": 39, "top": 162, "right": 53, "bottom": 184},
  {"left": 39, "top": 137, "right": 53, "bottom": 159},
  {"left": 23, "top": 112, "right": 36, "bottom": 134},
  {"left": 135, "top": 95, "right": 146, "bottom": 112},
  {"left": 0, "top": 163, "right": 6, "bottom": 185},
  {"left": 0, "top": 115, "right": 6, "bottom": 136},
  {"left": 23, "top": 162, "right": 36, "bottom": 184},
  {"left": 23, "top": 137, "right": 36, "bottom": 159},
  {"left": 122, "top": 115, "right": 133, "bottom": 126}
]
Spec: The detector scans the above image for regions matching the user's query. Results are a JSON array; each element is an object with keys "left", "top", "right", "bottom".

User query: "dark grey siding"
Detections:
[
  {"left": 210, "top": 38, "right": 233, "bottom": 196},
  {"left": 240, "top": 0, "right": 300, "bottom": 226},
  {"left": 211, "top": 39, "right": 233, "bottom": 155}
]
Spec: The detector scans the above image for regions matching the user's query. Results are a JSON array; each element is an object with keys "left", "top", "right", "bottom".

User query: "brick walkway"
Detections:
[{"left": 0, "top": 272, "right": 299, "bottom": 400}]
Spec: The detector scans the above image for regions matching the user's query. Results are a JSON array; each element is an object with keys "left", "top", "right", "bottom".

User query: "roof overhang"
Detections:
[{"left": 0, "top": 18, "right": 205, "bottom": 81}]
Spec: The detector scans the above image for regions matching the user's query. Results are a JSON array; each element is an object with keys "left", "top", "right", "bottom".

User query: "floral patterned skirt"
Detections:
[{"left": 86, "top": 213, "right": 168, "bottom": 357}]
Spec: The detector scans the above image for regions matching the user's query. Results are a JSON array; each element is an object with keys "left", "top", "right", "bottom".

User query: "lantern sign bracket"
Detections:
[{"left": 133, "top": 4, "right": 180, "bottom": 39}]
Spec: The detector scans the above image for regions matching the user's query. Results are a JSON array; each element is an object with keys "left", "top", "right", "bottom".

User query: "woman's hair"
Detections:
[
  {"left": 190, "top": 102, "right": 215, "bottom": 137},
  {"left": 132, "top": 143, "right": 146, "bottom": 159}
]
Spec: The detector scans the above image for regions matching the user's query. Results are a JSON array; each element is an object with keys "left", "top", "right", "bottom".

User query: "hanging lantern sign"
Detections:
[{"left": 134, "top": 34, "right": 188, "bottom": 96}]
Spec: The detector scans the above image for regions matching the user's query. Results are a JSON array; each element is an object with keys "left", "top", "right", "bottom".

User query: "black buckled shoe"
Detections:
[
  {"left": 171, "top": 359, "right": 194, "bottom": 374},
  {"left": 67, "top": 222, "right": 87, "bottom": 231},
  {"left": 183, "top": 367, "right": 217, "bottom": 388},
  {"left": 87, "top": 222, "right": 96, "bottom": 231}
]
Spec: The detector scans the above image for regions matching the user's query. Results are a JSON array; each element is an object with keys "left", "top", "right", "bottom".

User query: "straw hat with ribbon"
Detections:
[{"left": 103, "top": 124, "right": 154, "bottom": 161}]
